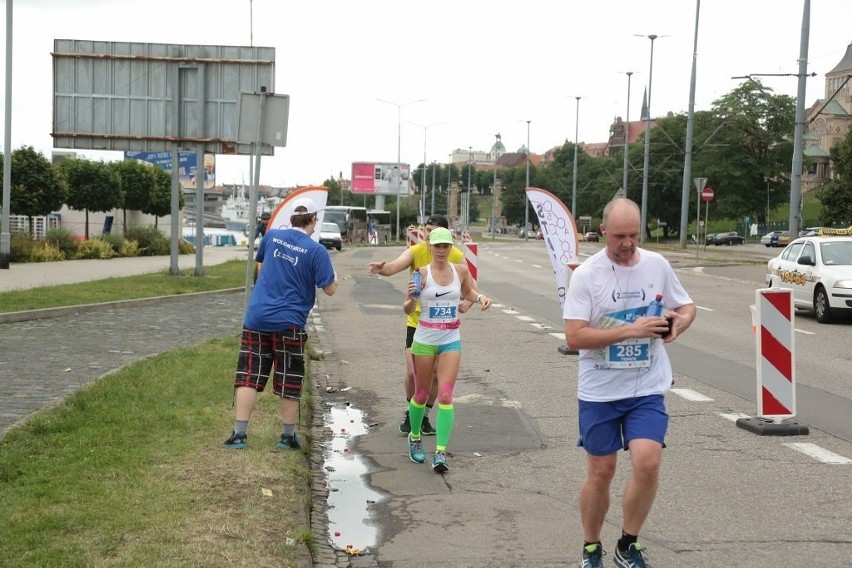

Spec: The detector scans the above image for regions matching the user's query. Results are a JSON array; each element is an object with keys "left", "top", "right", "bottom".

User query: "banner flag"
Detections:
[
  {"left": 266, "top": 186, "right": 329, "bottom": 243},
  {"left": 525, "top": 187, "right": 579, "bottom": 308}
]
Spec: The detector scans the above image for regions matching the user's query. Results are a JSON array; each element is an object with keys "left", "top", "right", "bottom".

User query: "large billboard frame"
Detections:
[{"left": 52, "top": 39, "right": 275, "bottom": 155}]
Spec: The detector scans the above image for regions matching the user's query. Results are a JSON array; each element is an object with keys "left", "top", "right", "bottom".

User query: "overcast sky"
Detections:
[{"left": 1, "top": 0, "right": 850, "bottom": 188}]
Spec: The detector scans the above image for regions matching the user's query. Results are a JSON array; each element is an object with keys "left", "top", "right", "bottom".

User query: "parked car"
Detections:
[
  {"left": 770, "top": 230, "right": 790, "bottom": 248},
  {"left": 799, "top": 226, "right": 824, "bottom": 237},
  {"left": 584, "top": 232, "right": 599, "bottom": 242},
  {"left": 319, "top": 222, "right": 342, "bottom": 251},
  {"left": 712, "top": 231, "right": 745, "bottom": 246},
  {"left": 766, "top": 233, "right": 852, "bottom": 322},
  {"left": 761, "top": 230, "right": 789, "bottom": 247}
]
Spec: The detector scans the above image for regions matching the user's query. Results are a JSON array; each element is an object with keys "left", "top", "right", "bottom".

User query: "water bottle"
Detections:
[
  {"left": 646, "top": 294, "right": 664, "bottom": 317},
  {"left": 411, "top": 268, "right": 422, "bottom": 298}
]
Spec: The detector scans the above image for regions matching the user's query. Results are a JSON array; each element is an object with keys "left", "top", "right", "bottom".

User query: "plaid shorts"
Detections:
[{"left": 234, "top": 326, "right": 308, "bottom": 399}]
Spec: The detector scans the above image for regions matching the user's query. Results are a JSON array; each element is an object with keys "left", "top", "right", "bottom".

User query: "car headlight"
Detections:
[{"left": 832, "top": 279, "right": 852, "bottom": 289}]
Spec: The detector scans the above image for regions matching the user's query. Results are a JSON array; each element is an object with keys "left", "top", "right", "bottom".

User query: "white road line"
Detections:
[
  {"left": 670, "top": 388, "right": 714, "bottom": 402},
  {"left": 514, "top": 259, "right": 523, "bottom": 263},
  {"left": 502, "top": 309, "right": 520, "bottom": 315},
  {"left": 696, "top": 305, "right": 714, "bottom": 312},
  {"left": 531, "top": 323, "right": 553, "bottom": 330},
  {"left": 795, "top": 328, "right": 816, "bottom": 335},
  {"left": 491, "top": 303, "right": 505, "bottom": 308},
  {"left": 515, "top": 315, "right": 535, "bottom": 321},
  {"left": 549, "top": 332, "right": 566, "bottom": 341},
  {"left": 783, "top": 442, "right": 852, "bottom": 465},
  {"left": 718, "top": 412, "right": 751, "bottom": 422},
  {"left": 532, "top": 264, "right": 543, "bottom": 268}
]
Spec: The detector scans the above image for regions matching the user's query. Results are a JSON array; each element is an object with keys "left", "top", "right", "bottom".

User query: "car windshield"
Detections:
[
  {"left": 819, "top": 241, "right": 852, "bottom": 265},
  {"left": 321, "top": 223, "right": 339, "bottom": 233}
]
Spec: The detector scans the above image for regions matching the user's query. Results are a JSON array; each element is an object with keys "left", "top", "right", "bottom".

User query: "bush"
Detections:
[
  {"left": 75, "top": 238, "right": 115, "bottom": 259},
  {"left": 9, "top": 231, "right": 35, "bottom": 263},
  {"left": 45, "top": 228, "right": 78, "bottom": 259},
  {"left": 119, "top": 239, "right": 140, "bottom": 257},
  {"left": 125, "top": 226, "right": 170, "bottom": 256},
  {"left": 178, "top": 239, "right": 195, "bottom": 254},
  {"left": 99, "top": 233, "right": 125, "bottom": 255},
  {"left": 28, "top": 243, "right": 66, "bottom": 262}
]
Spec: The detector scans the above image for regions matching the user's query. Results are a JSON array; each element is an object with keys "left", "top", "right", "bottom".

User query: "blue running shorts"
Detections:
[{"left": 577, "top": 394, "right": 668, "bottom": 456}]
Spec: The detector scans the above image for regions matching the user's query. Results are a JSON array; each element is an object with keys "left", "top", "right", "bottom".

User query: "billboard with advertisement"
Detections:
[
  {"left": 124, "top": 151, "right": 215, "bottom": 190},
  {"left": 351, "top": 162, "right": 410, "bottom": 195}
]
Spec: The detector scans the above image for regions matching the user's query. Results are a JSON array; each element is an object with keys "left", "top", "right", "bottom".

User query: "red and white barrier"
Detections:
[
  {"left": 463, "top": 242, "right": 478, "bottom": 281},
  {"left": 406, "top": 226, "right": 424, "bottom": 247},
  {"left": 755, "top": 288, "right": 796, "bottom": 418},
  {"left": 461, "top": 230, "right": 472, "bottom": 243}
]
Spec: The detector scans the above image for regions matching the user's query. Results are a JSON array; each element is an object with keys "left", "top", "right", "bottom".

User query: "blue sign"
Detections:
[
  {"left": 744, "top": 215, "right": 751, "bottom": 224},
  {"left": 124, "top": 151, "right": 215, "bottom": 190}
]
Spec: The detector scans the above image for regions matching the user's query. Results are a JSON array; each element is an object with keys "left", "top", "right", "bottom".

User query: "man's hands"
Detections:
[{"left": 368, "top": 261, "right": 386, "bottom": 275}]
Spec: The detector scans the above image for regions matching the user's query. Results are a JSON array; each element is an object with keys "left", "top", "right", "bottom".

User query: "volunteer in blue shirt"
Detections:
[{"left": 223, "top": 197, "right": 338, "bottom": 450}]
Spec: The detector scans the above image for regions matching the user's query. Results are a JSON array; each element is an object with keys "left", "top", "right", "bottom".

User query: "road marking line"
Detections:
[
  {"left": 718, "top": 412, "right": 751, "bottom": 422},
  {"left": 532, "top": 264, "right": 543, "bottom": 268},
  {"left": 696, "top": 306, "right": 714, "bottom": 312},
  {"left": 670, "top": 388, "right": 713, "bottom": 402},
  {"left": 783, "top": 442, "right": 852, "bottom": 465},
  {"left": 515, "top": 315, "right": 535, "bottom": 321},
  {"left": 492, "top": 303, "right": 505, "bottom": 308},
  {"left": 549, "top": 332, "right": 565, "bottom": 341},
  {"left": 795, "top": 328, "right": 816, "bottom": 335},
  {"left": 514, "top": 259, "right": 523, "bottom": 263},
  {"left": 531, "top": 323, "right": 553, "bottom": 330},
  {"left": 502, "top": 309, "right": 520, "bottom": 315}
]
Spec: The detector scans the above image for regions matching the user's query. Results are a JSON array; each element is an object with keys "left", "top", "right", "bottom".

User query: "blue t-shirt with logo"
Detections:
[{"left": 244, "top": 228, "right": 335, "bottom": 331}]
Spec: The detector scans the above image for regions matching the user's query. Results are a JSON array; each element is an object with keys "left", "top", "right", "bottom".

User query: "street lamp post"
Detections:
[
  {"left": 492, "top": 133, "right": 499, "bottom": 240},
  {"left": 572, "top": 96, "right": 581, "bottom": 217},
  {"left": 430, "top": 160, "right": 436, "bottom": 217},
  {"left": 377, "top": 98, "right": 424, "bottom": 242},
  {"left": 410, "top": 121, "right": 444, "bottom": 224},
  {"left": 525, "top": 120, "right": 531, "bottom": 241},
  {"left": 622, "top": 72, "right": 633, "bottom": 196},
  {"left": 466, "top": 146, "right": 472, "bottom": 231},
  {"left": 637, "top": 34, "right": 661, "bottom": 244}
]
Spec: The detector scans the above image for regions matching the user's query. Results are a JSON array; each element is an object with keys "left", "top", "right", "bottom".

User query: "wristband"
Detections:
[{"left": 476, "top": 294, "right": 483, "bottom": 304}]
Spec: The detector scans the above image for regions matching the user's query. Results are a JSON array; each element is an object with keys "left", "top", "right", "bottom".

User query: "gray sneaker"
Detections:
[
  {"left": 421, "top": 415, "right": 436, "bottom": 436},
  {"left": 408, "top": 434, "right": 425, "bottom": 463},
  {"left": 432, "top": 450, "right": 449, "bottom": 473},
  {"left": 399, "top": 410, "right": 411, "bottom": 435}
]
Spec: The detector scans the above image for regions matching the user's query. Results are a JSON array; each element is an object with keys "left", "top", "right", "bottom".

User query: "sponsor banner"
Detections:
[
  {"left": 124, "top": 151, "right": 215, "bottom": 190},
  {"left": 266, "top": 186, "right": 329, "bottom": 243},
  {"left": 351, "top": 162, "right": 410, "bottom": 195},
  {"left": 525, "top": 187, "right": 579, "bottom": 308}
]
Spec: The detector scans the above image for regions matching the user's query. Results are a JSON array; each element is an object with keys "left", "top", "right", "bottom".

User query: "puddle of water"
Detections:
[{"left": 323, "top": 402, "right": 384, "bottom": 552}]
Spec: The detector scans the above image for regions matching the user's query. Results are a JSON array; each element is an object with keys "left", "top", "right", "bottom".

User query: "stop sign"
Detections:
[{"left": 702, "top": 187, "right": 714, "bottom": 202}]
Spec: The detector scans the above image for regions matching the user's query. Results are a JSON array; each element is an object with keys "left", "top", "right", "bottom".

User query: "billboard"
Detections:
[
  {"left": 352, "top": 162, "right": 410, "bottom": 195},
  {"left": 124, "top": 151, "right": 215, "bottom": 190}
]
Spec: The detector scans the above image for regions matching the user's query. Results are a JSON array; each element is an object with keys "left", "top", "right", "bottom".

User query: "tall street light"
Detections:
[
  {"left": 635, "top": 34, "right": 664, "bottom": 244},
  {"left": 622, "top": 72, "right": 633, "bottom": 196},
  {"left": 572, "top": 96, "right": 581, "bottom": 217},
  {"left": 430, "top": 160, "right": 437, "bottom": 217},
  {"left": 377, "top": 98, "right": 425, "bottom": 242},
  {"left": 679, "top": 1, "right": 701, "bottom": 248},
  {"left": 410, "top": 121, "right": 444, "bottom": 225},
  {"left": 492, "top": 133, "right": 499, "bottom": 240},
  {"left": 466, "top": 146, "right": 472, "bottom": 230},
  {"left": 525, "top": 120, "right": 531, "bottom": 241}
]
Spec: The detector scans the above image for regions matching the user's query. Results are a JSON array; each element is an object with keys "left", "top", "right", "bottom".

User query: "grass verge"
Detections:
[
  {"left": 0, "top": 260, "right": 248, "bottom": 313},
  {"left": 0, "top": 336, "right": 314, "bottom": 568}
]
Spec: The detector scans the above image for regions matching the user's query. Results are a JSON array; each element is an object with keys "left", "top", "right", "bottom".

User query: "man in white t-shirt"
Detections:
[{"left": 563, "top": 198, "right": 696, "bottom": 568}]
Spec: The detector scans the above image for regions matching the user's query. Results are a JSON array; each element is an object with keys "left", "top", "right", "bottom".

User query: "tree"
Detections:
[
  {"left": 814, "top": 127, "right": 852, "bottom": 225},
  {"left": 143, "top": 166, "right": 180, "bottom": 226},
  {"left": 3, "top": 146, "right": 67, "bottom": 238},
  {"left": 696, "top": 80, "right": 795, "bottom": 224},
  {"left": 111, "top": 160, "right": 156, "bottom": 235},
  {"left": 59, "top": 158, "right": 122, "bottom": 239}
]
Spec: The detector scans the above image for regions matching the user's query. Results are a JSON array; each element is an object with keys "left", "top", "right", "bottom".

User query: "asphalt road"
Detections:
[{"left": 310, "top": 240, "right": 852, "bottom": 567}]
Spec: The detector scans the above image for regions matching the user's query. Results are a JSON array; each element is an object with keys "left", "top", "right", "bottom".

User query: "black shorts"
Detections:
[
  {"left": 405, "top": 325, "right": 416, "bottom": 349},
  {"left": 234, "top": 326, "right": 308, "bottom": 399}
]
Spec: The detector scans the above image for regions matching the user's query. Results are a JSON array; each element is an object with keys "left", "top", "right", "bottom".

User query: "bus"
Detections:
[
  {"left": 367, "top": 209, "right": 392, "bottom": 244},
  {"left": 324, "top": 206, "right": 368, "bottom": 244}
]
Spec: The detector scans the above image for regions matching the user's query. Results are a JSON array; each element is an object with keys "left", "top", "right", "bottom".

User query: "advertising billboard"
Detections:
[
  {"left": 351, "top": 162, "right": 410, "bottom": 195},
  {"left": 124, "top": 151, "right": 215, "bottom": 190}
]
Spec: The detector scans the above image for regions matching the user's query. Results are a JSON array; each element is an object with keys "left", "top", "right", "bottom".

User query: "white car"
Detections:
[
  {"left": 765, "top": 232, "right": 852, "bottom": 323},
  {"left": 319, "top": 222, "right": 342, "bottom": 251}
]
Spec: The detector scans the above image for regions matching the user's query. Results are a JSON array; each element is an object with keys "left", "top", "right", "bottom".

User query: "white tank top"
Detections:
[{"left": 413, "top": 264, "right": 462, "bottom": 346}]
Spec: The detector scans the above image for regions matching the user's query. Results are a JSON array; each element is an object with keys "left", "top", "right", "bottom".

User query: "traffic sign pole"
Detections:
[{"left": 693, "top": 177, "right": 707, "bottom": 259}]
